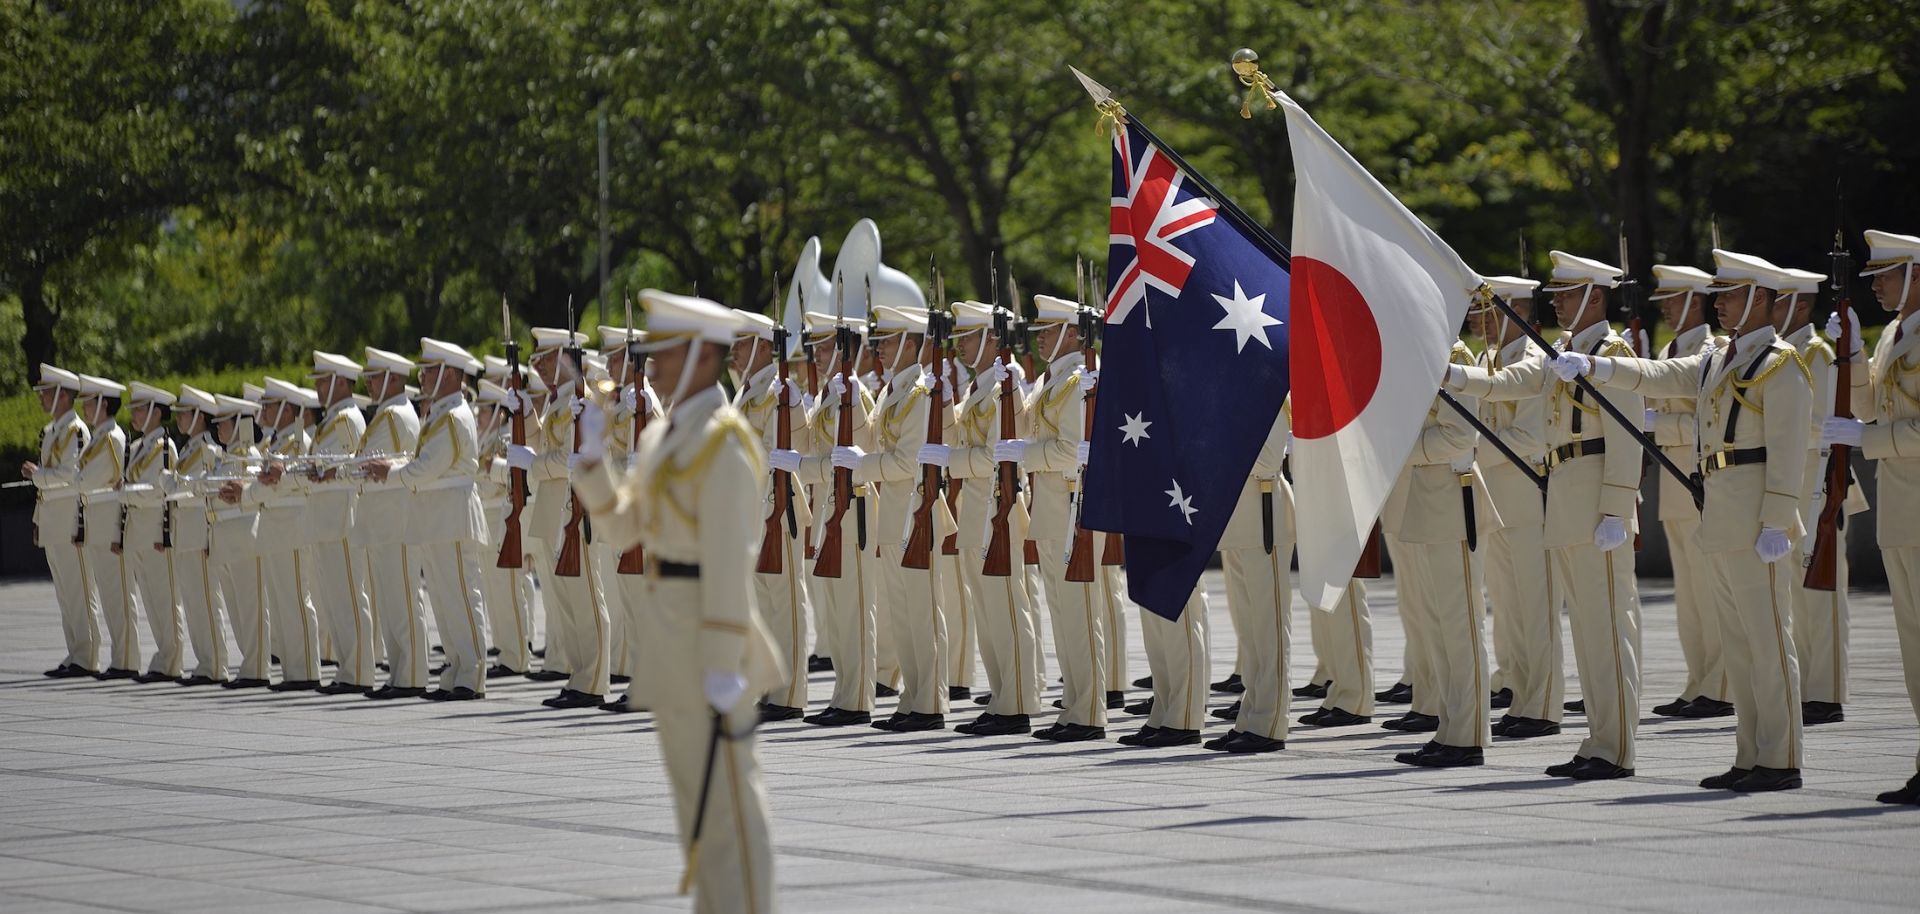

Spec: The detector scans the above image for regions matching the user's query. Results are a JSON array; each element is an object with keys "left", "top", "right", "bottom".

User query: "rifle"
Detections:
[
  {"left": 1354, "top": 521, "right": 1383, "bottom": 578},
  {"left": 554, "top": 297, "right": 588, "bottom": 578},
  {"left": 1064, "top": 304, "right": 1101, "bottom": 583},
  {"left": 617, "top": 296, "right": 649, "bottom": 575},
  {"left": 813, "top": 276, "right": 856, "bottom": 579},
  {"left": 983, "top": 306, "right": 1023, "bottom": 576},
  {"left": 1806, "top": 204, "right": 1855, "bottom": 591},
  {"left": 1090, "top": 263, "right": 1124, "bottom": 567},
  {"left": 757, "top": 319, "right": 796, "bottom": 575},
  {"left": 1015, "top": 310, "right": 1042, "bottom": 567},
  {"left": 114, "top": 427, "right": 132, "bottom": 551},
  {"left": 937, "top": 264, "right": 960, "bottom": 557},
  {"left": 902, "top": 286, "right": 950, "bottom": 570},
  {"left": 497, "top": 297, "right": 528, "bottom": 569},
  {"left": 1621, "top": 226, "right": 1646, "bottom": 552},
  {"left": 160, "top": 430, "right": 173, "bottom": 549}
]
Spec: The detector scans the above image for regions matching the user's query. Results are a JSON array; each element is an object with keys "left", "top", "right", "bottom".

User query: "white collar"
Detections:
[
  {"left": 1729, "top": 326, "right": 1777, "bottom": 355},
  {"left": 379, "top": 393, "right": 411, "bottom": 410},
  {"left": 1783, "top": 323, "right": 1816, "bottom": 348},
  {"left": 745, "top": 363, "right": 778, "bottom": 396},
  {"left": 1672, "top": 323, "right": 1710, "bottom": 352},
  {"left": 325, "top": 398, "right": 357, "bottom": 419},
  {"left": 668, "top": 385, "right": 724, "bottom": 429},
  {"left": 1568, "top": 322, "right": 1610, "bottom": 352},
  {"left": 1497, "top": 335, "right": 1532, "bottom": 363}
]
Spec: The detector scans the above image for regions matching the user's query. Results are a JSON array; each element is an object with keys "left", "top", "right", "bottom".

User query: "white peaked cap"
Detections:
[
  {"left": 178, "top": 385, "right": 217, "bottom": 414},
  {"left": 736, "top": 310, "right": 777, "bottom": 341},
  {"left": 872, "top": 305, "right": 930, "bottom": 334},
  {"left": 531, "top": 327, "right": 588, "bottom": 353},
  {"left": 639, "top": 289, "right": 745, "bottom": 345},
  {"left": 828, "top": 219, "right": 882, "bottom": 324},
  {"left": 1032, "top": 294, "right": 1081, "bottom": 324},
  {"left": 364, "top": 346, "right": 415, "bottom": 376},
  {"left": 1541, "top": 251, "right": 1624, "bottom": 291},
  {"left": 598, "top": 325, "right": 635, "bottom": 351},
  {"left": 952, "top": 301, "right": 999, "bottom": 330},
  {"left": 129, "top": 382, "right": 176, "bottom": 406},
  {"left": 482, "top": 354, "right": 509, "bottom": 381},
  {"left": 1776, "top": 267, "right": 1827, "bottom": 297},
  {"left": 476, "top": 379, "right": 508, "bottom": 405},
  {"left": 214, "top": 394, "right": 258, "bottom": 417},
  {"left": 242, "top": 383, "right": 265, "bottom": 403},
  {"left": 803, "top": 310, "right": 864, "bottom": 336},
  {"left": 1862, "top": 230, "right": 1920, "bottom": 276},
  {"left": 312, "top": 351, "right": 363, "bottom": 380},
  {"left": 1482, "top": 275, "right": 1540, "bottom": 302},
  {"left": 35, "top": 364, "right": 81, "bottom": 391},
  {"left": 78, "top": 374, "right": 124, "bottom": 399},
  {"left": 296, "top": 387, "right": 321, "bottom": 409},
  {"left": 418, "top": 337, "right": 483, "bottom": 374},
  {"left": 785, "top": 236, "right": 830, "bottom": 349},
  {"left": 262, "top": 377, "right": 303, "bottom": 402},
  {"left": 1648, "top": 265, "right": 1716, "bottom": 299},
  {"left": 582, "top": 352, "right": 610, "bottom": 381},
  {"left": 1707, "top": 249, "right": 1793, "bottom": 292}
]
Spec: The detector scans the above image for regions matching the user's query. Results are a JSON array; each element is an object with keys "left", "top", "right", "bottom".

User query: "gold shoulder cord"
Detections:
[
  {"left": 1720, "top": 348, "right": 1802, "bottom": 416},
  {"left": 650, "top": 415, "right": 763, "bottom": 527}
]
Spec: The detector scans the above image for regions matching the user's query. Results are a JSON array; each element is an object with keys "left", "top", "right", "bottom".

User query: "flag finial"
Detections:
[
  {"left": 1231, "top": 48, "right": 1279, "bottom": 119},
  {"left": 1069, "top": 65, "right": 1126, "bottom": 135}
]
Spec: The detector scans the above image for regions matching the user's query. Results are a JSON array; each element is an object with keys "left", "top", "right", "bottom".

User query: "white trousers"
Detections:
[
  {"left": 1223, "top": 544, "right": 1290, "bottom": 739},
  {"left": 263, "top": 547, "right": 321, "bottom": 682},
  {"left": 220, "top": 554, "right": 272, "bottom": 681},
  {"left": 962, "top": 557, "right": 1043, "bottom": 716},
  {"left": 47, "top": 538, "right": 100, "bottom": 671},
  {"left": 177, "top": 549, "right": 230, "bottom": 680},
  {"left": 363, "top": 544, "right": 428, "bottom": 688},
  {"left": 753, "top": 531, "right": 812, "bottom": 710},
  {"left": 87, "top": 543, "right": 141, "bottom": 671},
  {"left": 876, "top": 544, "right": 949, "bottom": 716},
  {"left": 129, "top": 543, "right": 184, "bottom": 677},
  {"left": 311, "top": 539, "right": 376, "bottom": 687},
  {"left": 1141, "top": 592, "right": 1209, "bottom": 732},
  {"left": 1035, "top": 538, "right": 1106, "bottom": 727},
  {"left": 419, "top": 540, "right": 491, "bottom": 693}
]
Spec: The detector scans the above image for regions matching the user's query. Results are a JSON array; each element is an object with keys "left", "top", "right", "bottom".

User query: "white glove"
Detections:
[
  {"left": 1082, "top": 369, "right": 1100, "bottom": 387},
  {"left": 505, "top": 389, "right": 533, "bottom": 415},
  {"left": 621, "top": 385, "right": 637, "bottom": 413},
  {"left": 1822, "top": 416, "right": 1865, "bottom": 448},
  {"left": 978, "top": 361, "right": 1008, "bottom": 389},
  {"left": 566, "top": 452, "right": 587, "bottom": 472},
  {"left": 1644, "top": 407, "right": 1658, "bottom": 432},
  {"left": 703, "top": 670, "right": 749, "bottom": 713},
  {"left": 827, "top": 374, "right": 848, "bottom": 401},
  {"left": 1550, "top": 352, "right": 1592, "bottom": 381},
  {"left": 776, "top": 378, "right": 804, "bottom": 407},
  {"left": 1443, "top": 364, "right": 1466, "bottom": 389},
  {"left": 993, "top": 439, "right": 1028, "bottom": 464},
  {"left": 576, "top": 400, "right": 607, "bottom": 462},
  {"left": 570, "top": 396, "right": 585, "bottom": 418},
  {"left": 1825, "top": 307, "right": 1861, "bottom": 359},
  {"left": 1755, "top": 527, "right": 1792, "bottom": 564},
  {"left": 1075, "top": 440, "right": 1091, "bottom": 465},
  {"left": 768, "top": 448, "right": 803, "bottom": 473},
  {"left": 505, "top": 444, "right": 537, "bottom": 470},
  {"left": 917, "top": 443, "right": 951, "bottom": 468},
  {"left": 831, "top": 445, "right": 867, "bottom": 470},
  {"left": 1593, "top": 515, "right": 1629, "bottom": 552},
  {"left": 801, "top": 394, "right": 817, "bottom": 412}
]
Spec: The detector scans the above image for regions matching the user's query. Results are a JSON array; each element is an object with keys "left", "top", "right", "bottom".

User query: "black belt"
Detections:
[
  {"left": 1700, "top": 447, "right": 1766, "bottom": 476},
  {"left": 1546, "top": 439, "right": 1605, "bottom": 470},
  {"left": 1460, "top": 474, "right": 1477, "bottom": 553},
  {"left": 658, "top": 561, "right": 701, "bottom": 578}
]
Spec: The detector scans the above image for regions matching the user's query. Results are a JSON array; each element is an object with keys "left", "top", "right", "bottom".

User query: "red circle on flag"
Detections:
[{"left": 1291, "top": 256, "right": 1383, "bottom": 439}]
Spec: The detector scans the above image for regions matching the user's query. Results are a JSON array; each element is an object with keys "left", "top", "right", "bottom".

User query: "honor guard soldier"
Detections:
[
  {"left": 171, "top": 386, "right": 232, "bottom": 684},
  {"left": 1820, "top": 229, "right": 1920, "bottom": 805},
  {"left": 574, "top": 289, "right": 780, "bottom": 914},
  {"left": 119, "top": 382, "right": 186, "bottom": 683},
  {"left": 475, "top": 377, "right": 535, "bottom": 678},
  {"left": 74, "top": 374, "right": 140, "bottom": 678},
  {"left": 306, "top": 352, "right": 377, "bottom": 694},
  {"left": 929, "top": 300, "right": 979, "bottom": 706},
  {"left": 1773, "top": 267, "right": 1866, "bottom": 725},
  {"left": 353, "top": 347, "right": 427, "bottom": 699},
  {"left": 364, "top": 339, "right": 493, "bottom": 700},
  {"left": 1206, "top": 412, "right": 1292, "bottom": 753},
  {"left": 210, "top": 393, "right": 271, "bottom": 688},
  {"left": 580, "top": 349, "right": 632, "bottom": 695},
  {"left": 1557, "top": 248, "right": 1814, "bottom": 792},
  {"left": 1468, "top": 281, "right": 1564, "bottom": 737},
  {"left": 1641, "top": 265, "right": 1735, "bottom": 720},
  {"left": 23, "top": 365, "right": 99, "bottom": 677},
  {"left": 1445, "top": 250, "right": 1646, "bottom": 780},
  {"left": 1285, "top": 403, "right": 1382, "bottom": 729},
  {"left": 735, "top": 301, "right": 816, "bottom": 722},
  {"left": 251, "top": 378, "right": 323, "bottom": 691},
  {"left": 606, "top": 329, "right": 666, "bottom": 711},
  {"left": 998, "top": 293, "right": 1111, "bottom": 741}
]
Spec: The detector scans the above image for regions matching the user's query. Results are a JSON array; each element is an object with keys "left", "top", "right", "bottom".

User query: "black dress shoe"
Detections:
[
  {"left": 1124, "top": 697, "right": 1155, "bottom": 715},
  {"left": 1117, "top": 726, "right": 1162, "bottom": 746},
  {"left": 1292, "top": 680, "right": 1329, "bottom": 699},
  {"left": 486, "top": 646, "right": 500, "bottom": 657},
  {"left": 317, "top": 682, "right": 372, "bottom": 695},
  {"left": 1215, "top": 730, "right": 1285, "bottom": 754},
  {"left": 524, "top": 669, "right": 568, "bottom": 681},
  {"left": 429, "top": 665, "right": 446, "bottom": 676},
  {"left": 956, "top": 713, "right": 1030, "bottom": 736},
  {"left": 759, "top": 704, "right": 804, "bottom": 722},
  {"left": 43, "top": 664, "right": 75, "bottom": 678},
  {"left": 531, "top": 647, "right": 546, "bottom": 659},
  {"left": 1132, "top": 676, "right": 1154, "bottom": 689},
  {"left": 1489, "top": 687, "right": 1513, "bottom": 710},
  {"left": 1802, "top": 701, "right": 1844, "bottom": 725},
  {"left": 808, "top": 655, "right": 833, "bottom": 673},
  {"left": 1652, "top": 696, "right": 1695, "bottom": 717},
  {"left": 948, "top": 686, "right": 971, "bottom": 701},
  {"left": 1211, "top": 700, "right": 1241, "bottom": 722},
  {"left": 1211, "top": 673, "right": 1244, "bottom": 694},
  {"left": 874, "top": 683, "right": 899, "bottom": 698},
  {"left": 1677, "top": 697, "right": 1734, "bottom": 718},
  {"left": 542, "top": 689, "right": 604, "bottom": 709},
  {"left": 133, "top": 671, "right": 175, "bottom": 684},
  {"left": 366, "top": 685, "right": 425, "bottom": 699},
  {"left": 1545, "top": 756, "right": 1592, "bottom": 778},
  {"left": 1564, "top": 699, "right": 1586, "bottom": 714},
  {"left": 972, "top": 692, "right": 991, "bottom": 706},
  {"left": 1567, "top": 758, "right": 1634, "bottom": 780},
  {"left": 599, "top": 695, "right": 638, "bottom": 713},
  {"left": 98, "top": 667, "right": 139, "bottom": 680},
  {"left": 874, "top": 712, "right": 944, "bottom": 732},
  {"left": 1376, "top": 682, "right": 1413, "bottom": 704},
  {"left": 1381, "top": 712, "right": 1438, "bottom": 732},
  {"left": 223, "top": 678, "right": 271, "bottom": 689},
  {"left": 1300, "top": 707, "right": 1370, "bottom": 728},
  {"left": 377, "top": 662, "right": 390, "bottom": 672},
  {"left": 422, "top": 688, "right": 456, "bottom": 701},
  {"left": 803, "top": 706, "right": 871, "bottom": 727},
  {"left": 485, "top": 664, "right": 524, "bottom": 679},
  {"left": 1875, "top": 773, "right": 1920, "bottom": 805},
  {"left": 610, "top": 673, "right": 631, "bottom": 685},
  {"left": 428, "top": 687, "right": 483, "bottom": 702},
  {"left": 322, "top": 658, "right": 339, "bottom": 667},
  {"left": 1699, "top": 766, "right": 1753, "bottom": 790},
  {"left": 1131, "top": 727, "right": 1201, "bottom": 748},
  {"left": 1397, "top": 743, "right": 1484, "bottom": 768},
  {"left": 270, "top": 679, "right": 320, "bottom": 692},
  {"left": 1497, "top": 717, "right": 1561, "bottom": 739},
  {"left": 176, "top": 675, "right": 222, "bottom": 687},
  {"left": 1031, "top": 722, "right": 1106, "bottom": 742},
  {"left": 1106, "top": 690, "right": 1126, "bottom": 709},
  {"left": 1730, "top": 766, "right": 1801, "bottom": 792}
]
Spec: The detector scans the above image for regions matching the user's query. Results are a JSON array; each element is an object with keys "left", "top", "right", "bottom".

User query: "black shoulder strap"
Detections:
[{"left": 1720, "top": 346, "right": 1772, "bottom": 446}]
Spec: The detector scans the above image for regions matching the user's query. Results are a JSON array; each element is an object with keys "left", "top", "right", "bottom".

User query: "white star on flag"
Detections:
[
  {"left": 1165, "top": 478, "right": 1197, "bottom": 525},
  {"left": 1211, "top": 280, "right": 1283, "bottom": 352},
  {"left": 1119, "top": 412, "right": 1153, "bottom": 446}
]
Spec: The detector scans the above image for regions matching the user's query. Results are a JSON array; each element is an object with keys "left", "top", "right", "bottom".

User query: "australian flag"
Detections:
[{"left": 1080, "top": 120, "right": 1291, "bottom": 620}]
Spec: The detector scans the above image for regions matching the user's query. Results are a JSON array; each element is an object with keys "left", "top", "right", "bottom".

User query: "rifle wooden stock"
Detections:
[
  {"left": 1806, "top": 283, "right": 1855, "bottom": 591},
  {"left": 617, "top": 369, "right": 649, "bottom": 576},
  {"left": 814, "top": 331, "right": 857, "bottom": 579},
  {"left": 1354, "top": 521, "right": 1384, "bottom": 579},
  {"left": 1064, "top": 319, "right": 1100, "bottom": 582},
  {"left": 757, "top": 349, "right": 793, "bottom": 575},
  {"left": 554, "top": 372, "right": 587, "bottom": 578},
  {"left": 983, "top": 343, "right": 1021, "bottom": 577},
  {"left": 496, "top": 358, "right": 528, "bottom": 569},
  {"left": 902, "top": 340, "right": 946, "bottom": 570}
]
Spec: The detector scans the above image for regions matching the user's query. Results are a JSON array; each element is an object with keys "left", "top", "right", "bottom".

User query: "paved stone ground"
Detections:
[{"left": 2, "top": 572, "right": 1918, "bottom": 913}]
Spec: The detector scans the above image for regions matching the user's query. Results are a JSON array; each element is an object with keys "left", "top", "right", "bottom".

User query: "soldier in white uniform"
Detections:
[
  {"left": 249, "top": 378, "right": 323, "bottom": 690},
  {"left": 353, "top": 348, "right": 427, "bottom": 699},
  {"left": 117, "top": 383, "right": 185, "bottom": 683},
  {"left": 474, "top": 377, "right": 535, "bottom": 678},
  {"left": 73, "top": 375, "right": 140, "bottom": 678},
  {"left": 596, "top": 326, "right": 649, "bottom": 707},
  {"left": 574, "top": 290, "right": 780, "bottom": 914},
  {"left": 305, "top": 353, "right": 376, "bottom": 694},
  {"left": 210, "top": 393, "right": 271, "bottom": 688},
  {"left": 169, "top": 386, "right": 232, "bottom": 685},
  {"left": 1564, "top": 248, "right": 1814, "bottom": 792},
  {"left": 365, "top": 339, "right": 493, "bottom": 700},
  {"left": 1820, "top": 229, "right": 1920, "bottom": 805},
  {"left": 735, "top": 305, "right": 816, "bottom": 722},
  {"left": 1445, "top": 251, "right": 1646, "bottom": 780},
  {"left": 23, "top": 365, "right": 98, "bottom": 677},
  {"left": 1206, "top": 413, "right": 1291, "bottom": 753}
]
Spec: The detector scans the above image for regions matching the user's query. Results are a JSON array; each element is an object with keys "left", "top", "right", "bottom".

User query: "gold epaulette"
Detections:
[
  {"left": 649, "top": 412, "right": 764, "bottom": 525},
  {"left": 1449, "top": 341, "right": 1475, "bottom": 366},
  {"left": 1600, "top": 339, "right": 1635, "bottom": 359},
  {"left": 1804, "top": 336, "right": 1835, "bottom": 368}
]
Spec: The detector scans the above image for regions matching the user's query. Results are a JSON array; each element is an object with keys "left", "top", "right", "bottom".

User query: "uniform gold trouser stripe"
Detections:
[
  {"left": 1462, "top": 542, "right": 1485, "bottom": 737},
  {"left": 344, "top": 542, "right": 367, "bottom": 685},
  {"left": 723, "top": 732, "right": 759, "bottom": 913},
  {"left": 1768, "top": 564, "right": 1798, "bottom": 763},
  {"left": 295, "top": 551, "right": 313, "bottom": 673},
  {"left": 456, "top": 542, "right": 484, "bottom": 690},
  {"left": 1605, "top": 551, "right": 1628, "bottom": 764}
]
